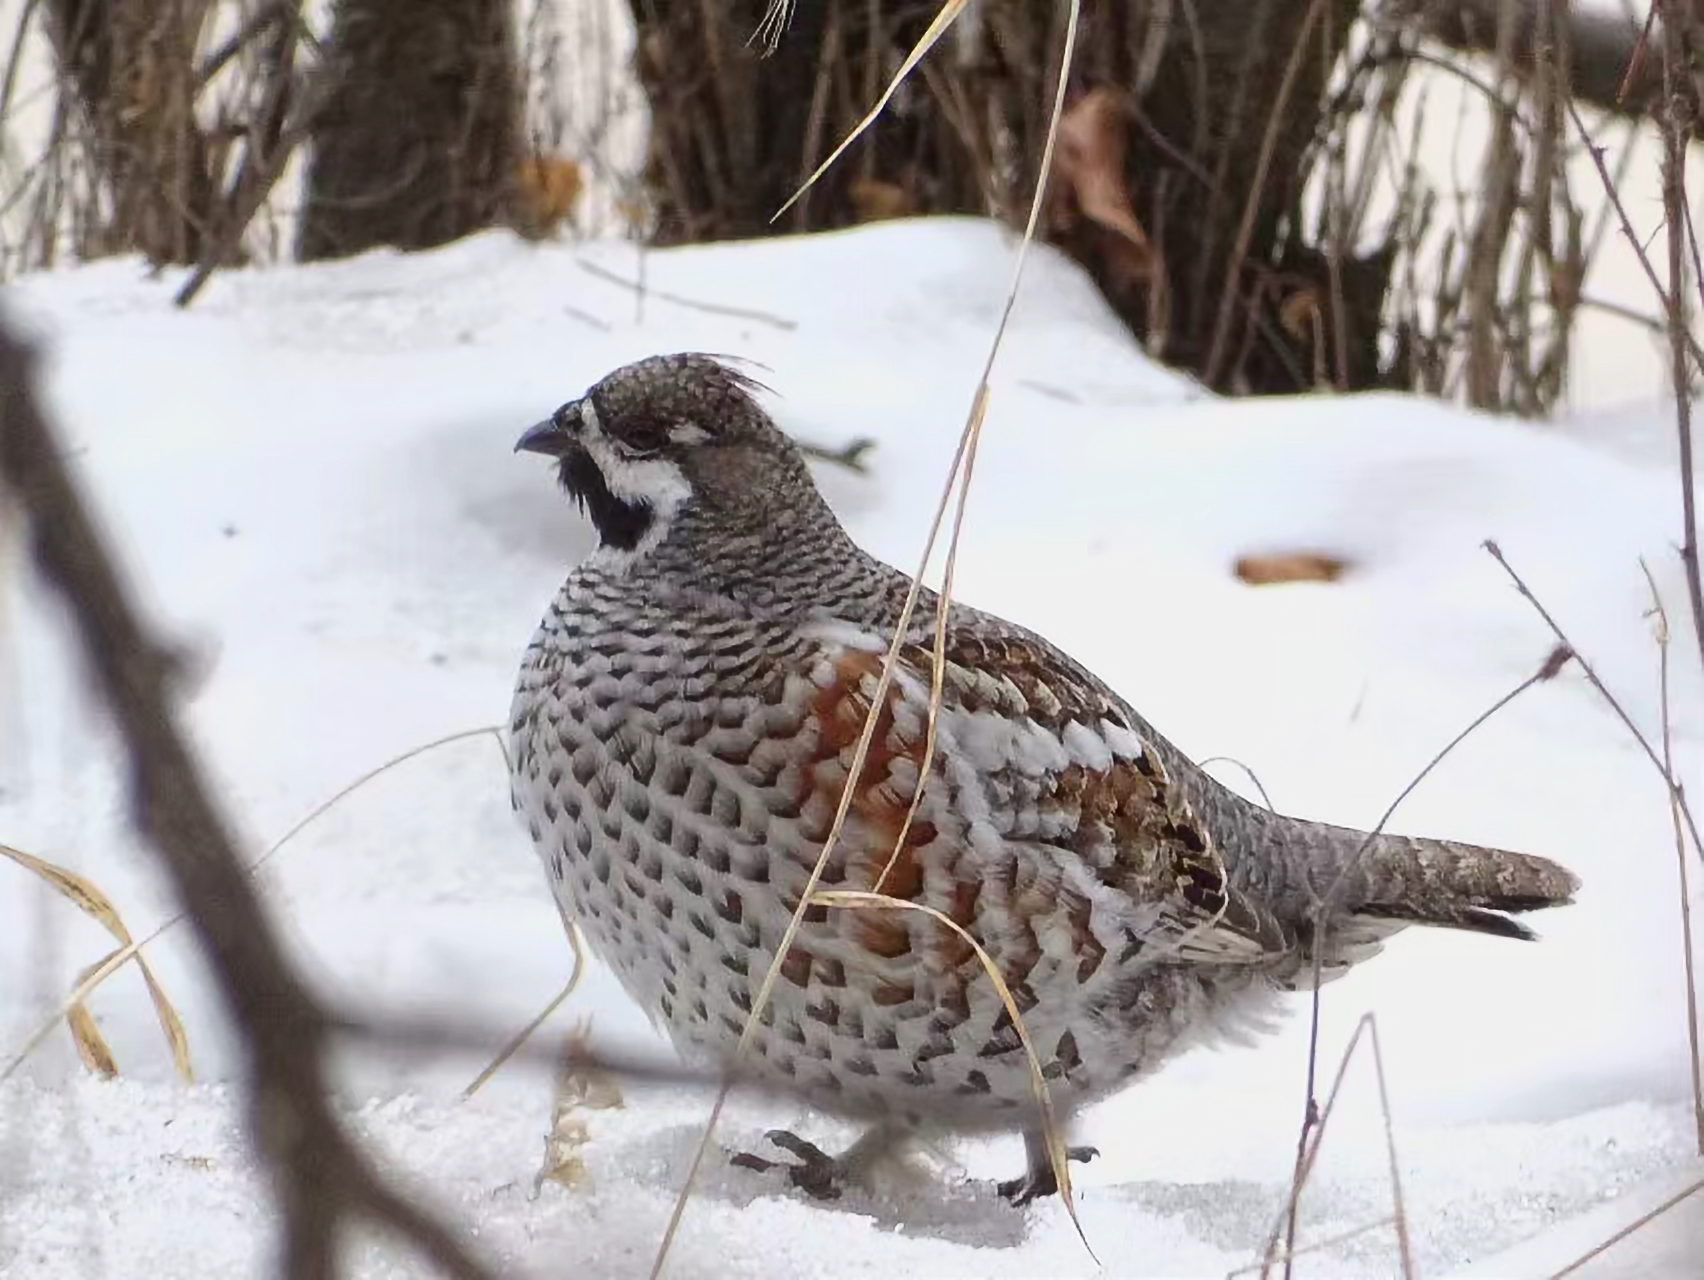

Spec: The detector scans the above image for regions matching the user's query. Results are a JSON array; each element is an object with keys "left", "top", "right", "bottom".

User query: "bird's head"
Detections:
[{"left": 516, "top": 352, "right": 824, "bottom": 562}]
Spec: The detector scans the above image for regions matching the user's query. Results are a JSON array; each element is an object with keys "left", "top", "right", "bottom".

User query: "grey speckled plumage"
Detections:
[{"left": 508, "top": 352, "right": 1579, "bottom": 1201}]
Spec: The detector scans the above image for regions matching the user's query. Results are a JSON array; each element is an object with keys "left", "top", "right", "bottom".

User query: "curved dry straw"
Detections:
[
  {"left": 810, "top": 889, "right": 1097, "bottom": 1259},
  {"left": 647, "top": 4, "right": 1083, "bottom": 1276},
  {"left": 1, "top": 842, "right": 192, "bottom": 1082},
  {"left": 1, "top": 725, "right": 568, "bottom": 1085}
]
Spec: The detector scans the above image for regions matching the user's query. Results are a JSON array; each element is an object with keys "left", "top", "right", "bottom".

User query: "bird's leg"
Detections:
[
  {"left": 996, "top": 1129, "right": 1099, "bottom": 1205},
  {"left": 730, "top": 1123, "right": 913, "bottom": 1201}
]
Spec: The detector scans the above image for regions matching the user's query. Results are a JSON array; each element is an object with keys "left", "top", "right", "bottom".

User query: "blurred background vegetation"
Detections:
[{"left": 0, "top": 1, "right": 1692, "bottom": 410}]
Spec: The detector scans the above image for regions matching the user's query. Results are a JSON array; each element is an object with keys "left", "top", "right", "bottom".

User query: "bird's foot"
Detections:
[
  {"left": 996, "top": 1143, "right": 1099, "bottom": 1205},
  {"left": 730, "top": 1129, "right": 847, "bottom": 1201}
]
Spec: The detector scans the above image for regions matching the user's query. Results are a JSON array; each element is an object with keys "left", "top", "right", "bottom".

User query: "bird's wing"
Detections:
[{"left": 795, "top": 613, "right": 1294, "bottom": 970}]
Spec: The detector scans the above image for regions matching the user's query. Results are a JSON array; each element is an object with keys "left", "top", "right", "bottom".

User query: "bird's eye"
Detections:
[{"left": 614, "top": 413, "right": 670, "bottom": 457}]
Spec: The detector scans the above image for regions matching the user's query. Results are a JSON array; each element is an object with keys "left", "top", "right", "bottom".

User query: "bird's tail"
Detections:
[
  {"left": 1237, "top": 809, "right": 1580, "bottom": 946},
  {"left": 1334, "top": 829, "right": 1580, "bottom": 941}
]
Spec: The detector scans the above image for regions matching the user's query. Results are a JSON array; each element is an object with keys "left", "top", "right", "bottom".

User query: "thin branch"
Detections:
[
  {"left": 337, "top": 1012, "right": 751, "bottom": 1094},
  {"left": 1641, "top": 561, "right": 1704, "bottom": 1156},
  {"left": 1566, "top": 99, "right": 1704, "bottom": 373},
  {"left": 0, "top": 317, "right": 497, "bottom": 1280},
  {"left": 1656, "top": 0, "right": 1704, "bottom": 674},
  {"left": 176, "top": 41, "right": 338, "bottom": 309},
  {"left": 795, "top": 435, "right": 877, "bottom": 474},
  {"left": 575, "top": 258, "right": 799, "bottom": 329},
  {"left": 1485, "top": 539, "right": 1704, "bottom": 876},
  {"left": 1204, "top": 0, "right": 1328, "bottom": 390},
  {"left": 1284, "top": 642, "right": 1569, "bottom": 1273},
  {"left": 195, "top": 0, "right": 291, "bottom": 89},
  {"left": 1262, "top": 1015, "right": 1414, "bottom": 1279}
]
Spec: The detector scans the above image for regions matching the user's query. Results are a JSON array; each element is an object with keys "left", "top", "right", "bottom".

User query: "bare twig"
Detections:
[
  {"left": 338, "top": 1012, "right": 755, "bottom": 1095},
  {"left": 0, "top": 317, "right": 497, "bottom": 1280},
  {"left": 1283, "top": 642, "right": 1570, "bottom": 1273},
  {"left": 195, "top": 0, "right": 291, "bottom": 89},
  {"left": 175, "top": 44, "right": 336, "bottom": 309},
  {"left": 575, "top": 258, "right": 799, "bottom": 329},
  {"left": 1261, "top": 1014, "right": 1413, "bottom": 1279},
  {"left": 1641, "top": 562, "right": 1704, "bottom": 1155},
  {"left": 1566, "top": 99, "right": 1704, "bottom": 373},
  {"left": 648, "top": 3, "right": 1083, "bottom": 1274},
  {"left": 1485, "top": 540, "right": 1704, "bottom": 875},
  {"left": 1204, "top": 0, "right": 1327, "bottom": 389},
  {"left": 795, "top": 435, "right": 877, "bottom": 474},
  {"left": 1656, "top": 0, "right": 1704, "bottom": 673}
]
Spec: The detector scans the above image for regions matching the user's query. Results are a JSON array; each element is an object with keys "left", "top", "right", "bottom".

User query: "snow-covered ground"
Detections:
[{"left": 1, "top": 219, "right": 1701, "bottom": 1277}]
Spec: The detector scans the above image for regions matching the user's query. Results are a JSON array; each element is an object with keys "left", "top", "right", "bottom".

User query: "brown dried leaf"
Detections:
[
  {"left": 1052, "top": 89, "right": 1153, "bottom": 273},
  {"left": 1279, "top": 287, "right": 1324, "bottom": 342},
  {"left": 3, "top": 843, "right": 131, "bottom": 936},
  {"left": 850, "top": 177, "right": 915, "bottom": 224},
  {"left": 514, "top": 155, "right": 584, "bottom": 238},
  {"left": 68, "top": 1006, "right": 118, "bottom": 1077},
  {"left": 67, "top": 955, "right": 120, "bottom": 1079},
  {"left": 135, "top": 955, "right": 194, "bottom": 1083},
  {"left": 1234, "top": 553, "right": 1350, "bottom": 586}
]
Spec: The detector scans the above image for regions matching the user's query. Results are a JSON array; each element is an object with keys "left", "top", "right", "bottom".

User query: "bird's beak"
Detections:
[{"left": 514, "top": 417, "right": 567, "bottom": 456}]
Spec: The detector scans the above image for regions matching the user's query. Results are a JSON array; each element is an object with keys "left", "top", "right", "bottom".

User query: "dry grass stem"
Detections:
[
  {"left": 3, "top": 932, "right": 144, "bottom": 1082},
  {"left": 871, "top": 385, "right": 986, "bottom": 897},
  {"left": 751, "top": 0, "right": 797, "bottom": 56},
  {"left": 1226, "top": 1215, "right": 1394, "bottom": 1277},
  {"left": 1549, "top": 1174, "right": 1704, "bottom": 1278},
  {"left": 1196, "top": 756, "right": 1277, "bottom": 813},
  {"left": 1, "top": 725, "right": 509, "bottom": 1081},
  {"left": 810, "top": 888, "right": 1096, "bottom": 1257},
  {"left": 649, "top": 5, "right": 1081, "bottom": 1274},
  {"left": 769, "top": 0, "right": 971, "bottom": 223},
  {"left": 1, "top": 842, "right": 192, "bottom": 1082},
  {"left": 462, "top": 900, "right": 589, "bottom": 1100}
]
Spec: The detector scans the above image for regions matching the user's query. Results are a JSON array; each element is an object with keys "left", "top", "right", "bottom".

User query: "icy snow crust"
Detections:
[{"left": 2, "top": 219, "right": 1700, "bottom": 1277}]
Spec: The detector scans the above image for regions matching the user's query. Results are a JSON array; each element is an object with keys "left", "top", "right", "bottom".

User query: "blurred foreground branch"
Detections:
[{"left": 0, "top": 313, "right": 498, "bottom": 1280}]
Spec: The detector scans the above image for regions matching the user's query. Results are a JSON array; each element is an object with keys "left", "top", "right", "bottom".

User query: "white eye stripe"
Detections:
[
  {"left": 668, "top": 422, "right": 711, "bottom": 445},
  {"left": 580, "top": 397, "right": 602, "bottom": 436}
]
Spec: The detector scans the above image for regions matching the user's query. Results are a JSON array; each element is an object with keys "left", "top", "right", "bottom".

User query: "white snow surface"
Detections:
[{"left": 1, "top": 218, "right": 1701, "bottom": 1277}]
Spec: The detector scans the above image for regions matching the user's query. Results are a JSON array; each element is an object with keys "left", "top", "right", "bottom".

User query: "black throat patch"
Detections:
[{"left": 557, "top": 447, "right": 654, "bottom": 552}]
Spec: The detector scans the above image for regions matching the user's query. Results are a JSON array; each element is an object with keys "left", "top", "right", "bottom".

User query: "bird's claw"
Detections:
[
  {"left": 730, "top": 1129, "right": 846, "bottom": 1201},
  {"left": 997, "top": 1143, "right": 1099, "bottom": 1205}
]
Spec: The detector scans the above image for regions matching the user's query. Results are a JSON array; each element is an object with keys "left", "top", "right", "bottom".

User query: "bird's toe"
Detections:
[
  {"left": 996, "top": 1143, "right": 1098, "bottom": 1205},
  {"left": 730, "top": 1129, "right": 847, "bottom": 1201}
]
